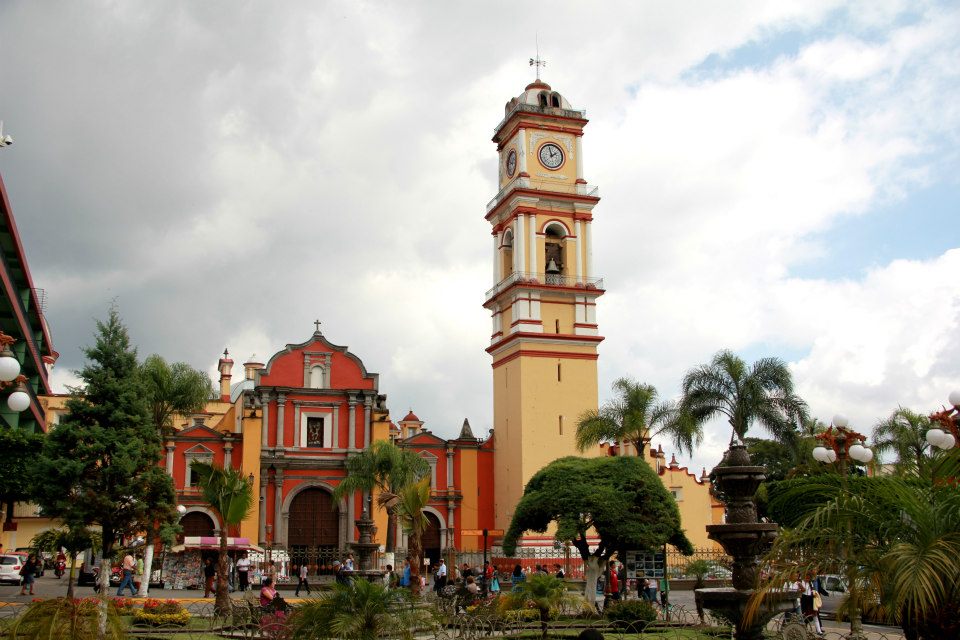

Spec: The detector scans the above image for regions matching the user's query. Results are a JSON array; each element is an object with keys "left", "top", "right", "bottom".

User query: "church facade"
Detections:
[{"left": 29, "top": 79, "right": 721, "bottom": 560}]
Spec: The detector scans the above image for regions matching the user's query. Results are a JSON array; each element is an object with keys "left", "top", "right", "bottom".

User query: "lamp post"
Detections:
[
  {"left": 926, "top": 391, "right": 960, "bottom": 450},
  {"left": 0, "top": 332, "right": 30, "bottom": 413},
  {"left": 811, "top": 415, "right": 872, "bottom": 640}
]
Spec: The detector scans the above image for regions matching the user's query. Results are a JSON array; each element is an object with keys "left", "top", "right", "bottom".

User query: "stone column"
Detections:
[
  {"left": 574, "top": 220, "right": 583, "bottom": 281},
  {"left": 224, "top": 441, "right": 233, "bottom": 468},
  {"left": 258, "top": 471, "right": 268, "bottom": 546},
  {"left": 348, "top": 395, "right": 358, "bottom": 451},
  {"left": 446, "top": 447, "right": 455, "bottom": 489},
  {"left": 528, "top": 213, "right": 537, "bottom": 275},
  {"left": 585, "top": 222, "right": 593, "bottom": 277},
  {"left": 516, "top": 214, "right": 526, "bottom": 274},
  {"left": 518, "top": 128, "right": 527, "bottom": 174},
  {"left": 260, "top": 391, "right": 271, "bottom": 448},
  {"left": 347, "top": 493, "right": 356, "bottom": 543},
  {"left": 575, "top": 135, "right": 584, "bottom": 181},
  {"left": 165, "top": 442, "right": 175, "bottom": 476},
  {"left": 363, "top": 395, "right": 372, "bottom": 448},
  {"left": 274, "top": 470, "right": 284, "bottom": 547},
  {"left": 276, "top": 392, "right": 287, "bottom": 452},
  {"left": 332, "top": 404, "right": 340, "bottom": 450},
  {"left": 493, "top": 234, "right": 500, "bottom": 285},
  {"left": 292, "top": 401, "right": 301, "bottom": 450},
  {"left": 338, "top": 510, "right": 348, "bottom": 552}
]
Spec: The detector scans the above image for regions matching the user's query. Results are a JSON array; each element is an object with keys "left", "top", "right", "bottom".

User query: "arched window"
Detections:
[
  {"left": 544, "top": 223, "right": 566, "bottom": 283},
  {"left": 501, "top": 229, "right": 514, "bottom": 277},
  {"left": 538, "top": 91, "right": 549, "bottom": 107},
  {"left": 550, "top": 93, "right": 561, "bottom": 108}
]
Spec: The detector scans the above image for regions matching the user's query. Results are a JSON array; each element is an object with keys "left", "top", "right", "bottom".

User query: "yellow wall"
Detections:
[
  {"left": 239, "top": 410, "right": 262, "bottom": 542},
  {"left": 459, "top": 448, "right": 479, "bottom": 551}
]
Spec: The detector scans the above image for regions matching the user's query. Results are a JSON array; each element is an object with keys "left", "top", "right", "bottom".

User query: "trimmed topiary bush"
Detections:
[{"left": 604, "top": 599, "right": 656, "bottom": 631}]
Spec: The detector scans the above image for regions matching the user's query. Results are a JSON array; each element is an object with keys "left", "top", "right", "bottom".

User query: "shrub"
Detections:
[
  {"left": 502, "top": 608, "right": 540, "bottom": 622},
  {"left": 604, "top": 599, "right": 656, "bottom": 631},
  {"left": 8, "top": 598, "right": 125, "bottom": 640},
  {"left": 133, "top": 609, "right": 191, "bottom": 626}
]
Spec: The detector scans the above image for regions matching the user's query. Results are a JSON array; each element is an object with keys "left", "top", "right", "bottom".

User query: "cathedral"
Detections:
[{"left": 29, "top": 78, "right": 721, "bottom": 568}]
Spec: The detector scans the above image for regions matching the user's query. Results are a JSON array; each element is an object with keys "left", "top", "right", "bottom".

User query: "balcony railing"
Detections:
[
  {"left": 485, "top": 271, "right": 604, "bottom": 300},
  {"left": 486, "top": 178, "right": 599, "bottom": 213}
]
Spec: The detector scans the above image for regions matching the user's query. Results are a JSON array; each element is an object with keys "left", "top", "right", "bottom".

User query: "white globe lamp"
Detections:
[
  {"left": 6, "top": 389, "right": 29, "bottom": 412},
  {"left": 832, "top": 414, "right": 849, "bottom": 428},
  {"left": 927, "top": 428, "right": 947, "bottom": 448},
  {"left": 176, "top": 504, "right": 187, "bottom": 515},
  {"left": 812, "top": 446, "right": 828, "bottom": 462},
  {"left": 941, "top": 433, "right": 956, "bottom": 450},
  {"left": 0, "top": 354, "right": 20, "bottom": 382},
  {"left": 826, "top": 449, "right": 837, "bottom": 463},
  {"left": 848, "top": 444, "right": 866, "bottom": 462},
  {"left": 949, "top": 390, "right": 960, "bottom": 408}
]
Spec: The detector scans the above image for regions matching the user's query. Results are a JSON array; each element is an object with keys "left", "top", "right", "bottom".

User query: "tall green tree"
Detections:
[
  {"left": 872, "top": 407, "right": 933, "bottom": 476},
  {"left": 31, "top": 308, "right": 175, "bottom": 616},
  {"left": 575, "top": 378, "right": 700, "bottom": 457},
  {"left": 332, "top": 440, "right": 429, "bottom": 552},
  {"left": 0, "top": 428, "right": 43, "bottom": 530},
  {"left": 678, "top": 349, "right": 808, "bottom": 444},
  {"left": 504, "top": 456, "right": 693, "bottom": 605},
  {"left": 141, "top": 354, "right": 214, "bottom": 436},
  {"left": 394, "top": 477, "right": 431, "bottom": 596},
  {"left": 191, "top": 460, "right": 254, "bottom": 616}
]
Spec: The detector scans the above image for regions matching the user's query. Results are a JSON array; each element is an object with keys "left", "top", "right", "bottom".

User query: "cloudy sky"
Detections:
[{"left": 1, "top": 0, "right": 958, "bottom": 474}]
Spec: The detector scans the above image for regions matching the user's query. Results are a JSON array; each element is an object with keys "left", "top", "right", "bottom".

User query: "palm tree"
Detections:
[
  {"left": 507, "top": 573, "right": 573, "bottom": 639},
  {"left": 678, "top": 349, "right": 808, "bottom": 444},
  {"left": 748, "top": 463, "right": 960, "bottom": 639},
  {"left": 290, "top": 578, "right": 430, "bottom": 640},
  {"left": 191, "top": 461, "right": 254, "bottom": 616},
  {"left": 872, "top": 407, "right": 932, "bottom": 476},
  {"left": 332, "top": 440, "right": 429, "bottom": 552},
  {"left": 141, "top": 354, "right": 215, "bottom": 436},
  {"left": 140, "top": 354, "right": 214, "bottom": 595},
  {"left": 30, "top": 526, "right": 101, "bottom": 599},
  {"left": 394, "top": 477, "right": 431, "bottom": 596},
  {"left": 576, "top": 378, "right": 701, "bottom": 457}
]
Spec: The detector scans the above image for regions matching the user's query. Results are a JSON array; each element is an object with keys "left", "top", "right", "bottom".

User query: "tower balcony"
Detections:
[
  {"left": 486, "top": 177, "right": 599, "bottom": 214},
  {"left": 485, "top": 271, "right": 604, "bottom": 302}
]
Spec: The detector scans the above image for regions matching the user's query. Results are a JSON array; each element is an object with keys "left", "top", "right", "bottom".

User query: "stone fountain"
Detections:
[
  {"left": 348, "top": 495, "right": 387, "bottom": 582},
  {"left": 695, "top": 442, "right": 796, "bottom": 640}
]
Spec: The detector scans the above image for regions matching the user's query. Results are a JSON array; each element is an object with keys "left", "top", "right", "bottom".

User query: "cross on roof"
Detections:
[{"left": 314, "top": 319, "right": 322, "bottom": 333}]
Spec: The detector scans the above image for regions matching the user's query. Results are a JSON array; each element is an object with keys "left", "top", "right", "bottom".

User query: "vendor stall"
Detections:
[{"left": 161, "top": 537, "right": 265, "bottom": 590}]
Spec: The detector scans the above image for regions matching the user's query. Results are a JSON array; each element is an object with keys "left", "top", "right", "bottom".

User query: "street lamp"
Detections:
[
  {"left": 926, "top": 391, "right": 960, "bottom": 450},
  {"left": 176, "top": 505, "right": 187, "bottom": 516},
  {"left": 0, "top": 332, "right": 30, "bottom": 412},
  {"left": 812, "top": 414, "right": 873, "bottom": 640}
]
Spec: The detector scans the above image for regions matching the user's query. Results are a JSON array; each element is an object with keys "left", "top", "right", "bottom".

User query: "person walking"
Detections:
[
  {"left": 134, "top": 554, "right": 145, "bottom": 592},
  {"left": 400, "top": 557, "right": 411, "bottom": 589},
  {"left": 295, "top": 562, "right": 311, "bottom": 596},
  {"left": 18, "top": 553, "right": 38, "bottom": 595},
  {"left": 202, "top": 557, "right": 216, "bottom": 598},
  {"left": 236, "top": 552, "right": 250, "bottom": 592},
  {"left": 797, "top": 573, "right": 824, "bottom": 636},
  {"left": 117, "top": 552, "right": 137, "bottom": 597}
]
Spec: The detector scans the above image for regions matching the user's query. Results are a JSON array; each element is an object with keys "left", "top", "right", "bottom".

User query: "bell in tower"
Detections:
[{"left": 545, "top": 258, "right": 560, "bottom": 274}]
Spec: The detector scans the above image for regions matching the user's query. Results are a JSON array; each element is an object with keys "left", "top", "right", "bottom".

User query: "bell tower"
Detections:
[{"left": 486, "top": 78, "right": 604, "bottom": 532}]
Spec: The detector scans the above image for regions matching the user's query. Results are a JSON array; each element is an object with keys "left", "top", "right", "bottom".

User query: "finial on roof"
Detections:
[
  {"left": 529, "top": 35, "right": 547, "bottom": 81},
  {"left": 458, "top": 418, "right": 475, "bottom": 440},
  {"left": 313, "top": 319, "right": 322, "bottom": 334},
  {"left": 223, "top": 348, "right": 229, "bottom": 358},
  {"left": 669, "top": 453, "right": 679, "bottom": 468}
]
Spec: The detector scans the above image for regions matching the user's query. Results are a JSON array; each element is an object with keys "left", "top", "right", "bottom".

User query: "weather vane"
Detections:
[{"left": 529, "top": 35, "right": 546, "bottom": 81}]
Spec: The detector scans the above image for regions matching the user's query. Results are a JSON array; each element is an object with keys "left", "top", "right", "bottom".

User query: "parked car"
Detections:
[{"left": 0, "top": 554, "right": 24, "bottom": 584}]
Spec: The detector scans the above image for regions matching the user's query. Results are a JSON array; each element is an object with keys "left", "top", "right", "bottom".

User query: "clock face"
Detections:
[
  {"left": 538, "top": 143, "right": 564, "bottom": 169},
  {"left": 505, "top": 149, "right": 517, "bottom": 177}
]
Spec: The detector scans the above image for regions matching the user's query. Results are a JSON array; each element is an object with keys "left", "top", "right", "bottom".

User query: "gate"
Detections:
[{"left": 287, "top": 488, "right": 340, "bottom": 575}]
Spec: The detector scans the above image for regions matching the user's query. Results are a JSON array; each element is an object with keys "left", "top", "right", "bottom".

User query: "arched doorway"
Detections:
[
  {"left": 287, "top": 488, "right": 340, "bottom": 573},
  {"left": 422, "top": 512, "right": 443, "bottom": 570},
  {"left": 180, "top": 511, "right": 215, "bottom": 538}
]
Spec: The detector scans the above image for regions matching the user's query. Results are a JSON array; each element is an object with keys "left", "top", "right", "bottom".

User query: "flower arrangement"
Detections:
[
  {"left": 141, "top": 598, "right": 184, "bottom": 615},
  {"left": 132, "top": 609, "right": 191, "bottom": 627},
  {"left": 111, "top": 597, "right": 135, "bottom": 615}
]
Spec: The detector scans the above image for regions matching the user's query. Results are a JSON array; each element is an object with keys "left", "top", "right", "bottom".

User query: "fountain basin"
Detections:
[{"left": 696, "top": 587, "right": 797, "bottom": 640}]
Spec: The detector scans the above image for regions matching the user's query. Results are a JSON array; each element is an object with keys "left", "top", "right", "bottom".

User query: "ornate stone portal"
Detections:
[{"left": 696, "top": 442, "right": 795, "bottom": 640}]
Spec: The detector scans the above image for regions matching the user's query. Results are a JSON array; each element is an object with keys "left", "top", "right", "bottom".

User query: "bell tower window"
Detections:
[
  {"left": 501, "top": 229, "right": 514, "bottom": 276},
  {"left": 544, "top": 223, "right": 566, "bottom": 284}
]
